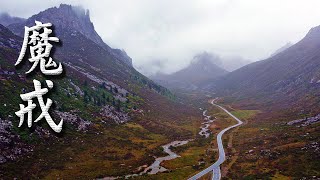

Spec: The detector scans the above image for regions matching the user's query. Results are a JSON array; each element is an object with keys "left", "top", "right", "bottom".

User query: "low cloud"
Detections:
[{"left": 2, "top": 0, "right": 320, "bottom": 75}]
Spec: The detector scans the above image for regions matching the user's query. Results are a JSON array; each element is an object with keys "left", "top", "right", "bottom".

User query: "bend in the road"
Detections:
[{"left": 188, "top": 100, "right": 243, "bottom": 180}]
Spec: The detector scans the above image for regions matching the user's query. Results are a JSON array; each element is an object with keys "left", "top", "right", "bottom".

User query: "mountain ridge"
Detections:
[
  {"left": 210, "top": 24, "right": 320, "bottom": 111},
  {"left": 0, "top": 4, "right": 202, "bottom": 178},
  {"left": 7, "top": 4, "right": 133, "bottom": 66}
]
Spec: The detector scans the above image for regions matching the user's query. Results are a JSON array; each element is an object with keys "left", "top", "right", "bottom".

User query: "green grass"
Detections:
[{"left": 230, "top": 110, "right": 261, "bottom": 120}]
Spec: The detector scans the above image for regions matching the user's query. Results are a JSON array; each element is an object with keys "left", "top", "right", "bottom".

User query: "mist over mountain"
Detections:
[
  {"left": 0, "top": 2, "right": 320, "bottom": 179},
  {"left": 0, "top": 13, "right": 25, "bottom": 27},
  {"left": 210, "top": 25, "right": 320, "bottom": 110},
  {"left": 142, "top": 51, "right": 250, "bottom": 77},
  {"left": 0, "top": 4, "right": 201, "bottom": 178},
  {"left": 3, "top": 0, "right": 320, "bottom": 77},
  {"left": 151, "top": 52, "right": 228, "bottom": 91},
  {"left": 6, "top": 4, "right": 133, "bottom": 66},
  {"left": 219, "top": 56, "right": 252, "bottom": 72},
  {"left": 0, "top": 3, "right": 173, "bottom": 118}
]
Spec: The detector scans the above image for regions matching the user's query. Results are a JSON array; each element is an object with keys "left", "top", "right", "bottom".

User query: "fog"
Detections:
[{"left": 2, "top": 0, "right": 320, "bottom": 75}]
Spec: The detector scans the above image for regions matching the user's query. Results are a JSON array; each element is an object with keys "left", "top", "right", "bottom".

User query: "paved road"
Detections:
[{"left": 188, "top": 100, "right": 243, "bottom": 180}]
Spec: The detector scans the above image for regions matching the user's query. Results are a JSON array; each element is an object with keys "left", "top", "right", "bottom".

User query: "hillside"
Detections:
[
  {"left": 0, "top": 4, "right": 202, "bottom": 179},
  {"left": 206, "top": 27, "right": 320, "bottom": 179},
  {"left": 211, "top": 26, "right": 320, "bottom": 112}
]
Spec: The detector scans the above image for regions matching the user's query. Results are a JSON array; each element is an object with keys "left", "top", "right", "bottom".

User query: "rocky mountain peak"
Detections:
[
  {"left": 17, "top": 4, "right": 103, "bottom": 46},
  {"left": 5, "top": 4, "right": 133, "bottom": 66}
]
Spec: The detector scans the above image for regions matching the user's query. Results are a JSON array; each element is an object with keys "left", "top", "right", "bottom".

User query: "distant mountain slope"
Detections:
[
  {"left": 152, "top": 52, "right": 228, "bottom": 91},
  {"left": 0, "top": 13, "right": 26, "bottom": 27},
  {"left": 212, "top": 26, "right": 320, "bottom": 110}
]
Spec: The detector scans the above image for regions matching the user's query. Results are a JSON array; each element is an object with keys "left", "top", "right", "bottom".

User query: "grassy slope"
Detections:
[
  {"left": 0, "top": 49, "right": 202, "bottom": 179},
  {"left": 220, "top": 106, "right": 320, "bottom": 179}
]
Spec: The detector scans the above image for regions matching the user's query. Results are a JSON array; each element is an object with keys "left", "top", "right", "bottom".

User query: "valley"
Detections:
[{"left": 0, "top": 2, "right": 319, "bottom": 180}]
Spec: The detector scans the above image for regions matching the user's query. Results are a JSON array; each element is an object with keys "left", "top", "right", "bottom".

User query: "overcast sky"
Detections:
[{"left": 2, "top": 0, "right": 320, "bottom": 75}]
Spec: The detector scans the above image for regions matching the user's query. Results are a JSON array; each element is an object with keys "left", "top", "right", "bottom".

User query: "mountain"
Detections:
[
  {"left": 210, "top": 30, "right": 320, "bottom": 180},
  {"left": 211, "top": 26, "right": 320, "bottom": 111},
  {"left": 0, "top": 13, "right": 26, "bottom": 27},
  {"left": 0, "top": 3, "right": 179, "bottom": 133},
  {"left": 5, "top": 4, "right": 157, "bottom": 91},
  {"left": 7, "top": 4, "right": 132, "bottom": 66},
  {"left": 0, "top": 4, "right": 201, "bottom": 178},
  {"left": 8, "top": 5, "right": 102, "bottom": 47},
  {"left": 152, "top": 52, "right": 228, "bottom": 91}
]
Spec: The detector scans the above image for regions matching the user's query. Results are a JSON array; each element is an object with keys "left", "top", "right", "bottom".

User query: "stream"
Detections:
[
  {"left": 141, "top": 140, "right": 190, "bottom": 174},
  {"left": 103, "top": 109, "right": 212, "bottom": 179},
  {"left": 140, "top": 109, "right": 213, "bottom": 175},
  {"left": 121, "top": 140, "right": 191, "bottom": 179},
  {"left": 199, "top": 110, "right": 215, "bottom": 138}
]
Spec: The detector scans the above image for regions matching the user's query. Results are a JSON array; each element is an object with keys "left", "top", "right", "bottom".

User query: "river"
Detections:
[{"left": 103, "top": 103, "right": 218, "bottom": 179}]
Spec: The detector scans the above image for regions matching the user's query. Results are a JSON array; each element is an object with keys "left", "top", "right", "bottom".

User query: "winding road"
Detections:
[{"left": 188, "top": 100, "right": 243, "bottom": 180}]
